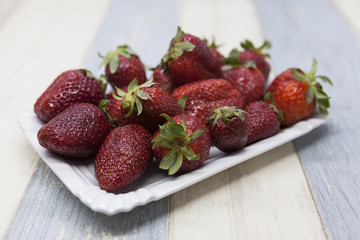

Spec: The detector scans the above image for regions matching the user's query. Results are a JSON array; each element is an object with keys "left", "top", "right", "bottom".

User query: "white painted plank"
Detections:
[
  {"left": 169, "top": 0, "right": 328, "bottom": 239},
  {"left": 0, "top": 0, "right": 111, "bottom": 238}
]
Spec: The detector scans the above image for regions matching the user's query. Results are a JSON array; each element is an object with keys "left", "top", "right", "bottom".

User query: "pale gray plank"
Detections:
[
  {"left": 255, "top": 0, "right": 360, "bottom": 239},
  {"left": 6, "top": 0, "right": 178, "bottom": 239}
]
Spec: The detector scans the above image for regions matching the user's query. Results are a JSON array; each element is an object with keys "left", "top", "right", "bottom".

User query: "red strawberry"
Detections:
[
  {"left": 172, "top": 78, "right": 244, "bottom": 123},
  {"left": 99, "top": 45, "right": 146, "bottom": 88},
  {"left": 265, "top": 59, "right": 332, "bottom": 127},
  {"left": 222, "top": 53, "right": 264, "bottom": 106},
  {"left": 34, "top": 69, "right": 105, "bottom": 122},
  {"left": 239, "top": 40, "right": 271, "bottom": 81},
  {"left": 152, "top": 114, "right": 211, "bottom": 175},
  {"left": 245, "top": 101, "right": 281, "bottom": 144},
  {"left": 37, "top": 103, "right": 113, "bottom": 158},
  {"left": 100, "top": 78, "right": 183, "bottom": 133},
  {"left": 203, "top": 37, "right": 224, "bottom": 64},
  {"left": 152, "top": 66, "right": 177, "bottom": 92},
  {"left": 206, "top": 106, "right": 250, "bottom": 152},
  {"left": 95, "top": 124, "right": 153, "bottom": 192},
  {"left": 161, "top": 27, "right": 222, "bottom": 86}
]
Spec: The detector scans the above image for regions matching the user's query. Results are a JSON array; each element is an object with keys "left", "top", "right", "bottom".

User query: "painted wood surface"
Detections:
[
  {"left": 2, "top": 0, "right": 360, "bottom": 239},
  {"left": 255, "top": 0, "right": 360, "bottom": 239}
]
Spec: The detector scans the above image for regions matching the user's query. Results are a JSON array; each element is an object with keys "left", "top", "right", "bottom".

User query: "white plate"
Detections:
[{"left": 18, "top": 108, "right": 329, "bottom": 215}]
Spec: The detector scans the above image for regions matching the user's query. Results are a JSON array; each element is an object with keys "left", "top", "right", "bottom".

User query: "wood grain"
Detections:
[
  {"left": 255, "top": 0, "right": 360, "bottom": 238},
  {"left": 5, "top": 0, "right": 177, "bottom": 239},
  {"left": 168, "top": 0, "right": 327, "bottom": 239}
]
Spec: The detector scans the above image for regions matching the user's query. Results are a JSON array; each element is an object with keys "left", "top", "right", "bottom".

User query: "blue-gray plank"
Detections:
[
  {"left": 6, "top": 0, "right": 177, "bottom": 239},
  {"left": 255, "top": 0, "right": 360, "bottom": 239}
]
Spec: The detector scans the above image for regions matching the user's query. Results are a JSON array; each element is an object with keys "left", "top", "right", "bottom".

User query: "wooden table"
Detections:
[{"left": 1, "top": 0, "right": 360, "bottom": 239}]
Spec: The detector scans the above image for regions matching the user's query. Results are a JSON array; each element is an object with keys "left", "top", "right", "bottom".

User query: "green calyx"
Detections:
[
  {"left": 203, "top": 36, "right": 221, "bottom": 49},
  {"left": 292, "top": 59, "right": 333, "bottom": 115},
  {"left": 112, "top": 77, "right": 157, "bottom": 117},
  {"left": 240, "top": 39, "right": 272, "bottom": 58},
  {"left": 160, "top": 26, "right": 196, "bottom": 71},
  {"left": 152, "top": 114, "right": 205, "bottom": 175},
  {"left": 206, "top": 106, "right": 247, "bottom": 128},
  {"left": 222, "top": 48, "right": 256, "bottom": 71},
  {"left": 98, "top": 99, "right": 116, "bottom": 127},
  {"left": 98, "top": 44, "right": 138, "bottom": 74}
]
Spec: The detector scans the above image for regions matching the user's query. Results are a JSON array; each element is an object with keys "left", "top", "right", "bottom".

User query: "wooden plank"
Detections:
[
  {"left": 0, "top": 0, "right": 111, "bottom": 238},
  {"left": 255, "top": 0, "right": 360, "bottom": 239},
  {"left": 5, "top": 0, "right": 178, "bottom": 239},
  {"left": 168, "top": 0, "right": 327, "bottom": 239}
]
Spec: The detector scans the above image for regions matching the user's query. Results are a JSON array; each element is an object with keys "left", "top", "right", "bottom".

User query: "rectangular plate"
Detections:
[{"left": 18, "top": 108, "right": 329, "bottom": 215}]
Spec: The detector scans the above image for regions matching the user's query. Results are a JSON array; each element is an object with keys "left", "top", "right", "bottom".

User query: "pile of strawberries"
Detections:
[{"left": 34, "top": 27, "right": 332, "bottom": 192}]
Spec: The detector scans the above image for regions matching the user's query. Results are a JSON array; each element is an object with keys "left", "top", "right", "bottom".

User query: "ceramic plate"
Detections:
[{"left": 18, "top": 108, "right": 329, "bottom": 215}]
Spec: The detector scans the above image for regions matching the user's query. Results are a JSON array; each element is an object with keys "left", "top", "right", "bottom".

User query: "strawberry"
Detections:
[
  {"left": 222, "top": 51, "right": 264, "bottom": 106},
  {"left": 172, "top": 78, "right": 244, "bottom": 123},
  {"left": 161, "top": 27, "right": 222, "bottom": 86},
  {"left": 99, "top": 78, "right": 183, "bottom": 133},
  {"left": 37, "top": 103, "right": 113, "bottom": 158},
  {"left": 34, "top": 69, "right": 105, "bottom": 122},
  {"left": 245, "top": 101, "right": 281, "bottom": 144},
  {"left": 152, "top": 114, "right": 211, "bottom": 175},
  {"left": 206, "top": 106, "right": 250, "bottom": 152},
  {"left": 203, "top": 37, "right": 224, "bottom": 64},
  {"left": 239, "top": 40, "right": 271, "bottom": 81},
  {"left": 99, "top": 45, "right": 146, "bottom": 88},
  {"left": 95, "top": 124, "right": 153, "bottom": 192},
  {"left": 265, "top": 59, "right": 332, "bottom": 127},
  {"left": 152, "top": 66, "right": 177, "bottom": 92}
]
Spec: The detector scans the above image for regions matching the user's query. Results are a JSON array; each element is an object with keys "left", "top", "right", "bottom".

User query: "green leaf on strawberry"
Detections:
[
  {"left": 98, "top": 45, "right": 138, "bottom": 74},
  {"left": 152, "top": 113, "right": 205, "bottom": 175},
  {"left": 240, "top": 39, "right": 272, "bottom": 58},
  {"left": 292, "top": 59, "right": 333, "bottom": 114},
  {"left": 206, "top": 106, "right": 247, "bottom": 128}
]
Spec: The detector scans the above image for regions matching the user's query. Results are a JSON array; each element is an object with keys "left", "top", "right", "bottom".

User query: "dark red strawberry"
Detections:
[
  {"left": 161, "top": 27, "right": 222, "bottom": 86},
  {"left": 206, "top": 106, "right": 250, "bottom": 152},
  {"left": 239, "top": 40, "right": 271, "bottom": 81},
  {"left": 95, "top": 124, "right": 153, "bottom": 192},
  {"left": 99, "top": 45, "right": 146, "bottom": 88},
  {"left": 152, "top": 66, "right": 177, "bottom": 92},
  {"left": 37, "top": 103, "right": 113, "bottom": 158},
  {"left": 100, "top": 78, "right": 183, "bottom": 133},
  {"left": 222, "top": 53, "right": 264, "bottom": 106},
  {"left": 203, "top": 37, "right": 224, "bottom": 65},
  {"left": 172, "top": 79, "right": 244, "bottom": 123},
  {"left": 152, "top": 114, "right": 211, "bottom": 175},
  {"left": 245, "top": 101, "right": 281, "bottom": 144},
  {"left": 265, "top": 59, "right": 332, "bottom": 127},
  {"left": 34, "top": 69, "right": 105, "bottom": 122}
]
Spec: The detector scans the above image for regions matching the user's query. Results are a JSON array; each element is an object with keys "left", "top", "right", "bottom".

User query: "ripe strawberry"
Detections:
[
  {"left": 172, "top": 78, "right": 244, "bottom": 123},
  {"left": 265, "top": 59, "right": 332, "bottom": 127},
  {"left": 152, "top": 66, "right": 177, "bottom": 92},
  {"left": 222, "top": 51, "right": 264, "bottom": 106},
  {"left": 245, "top": 101, "right": 281, "bottom": 144},
  {"left": 95, "top": 124, "right": 153, "bottom": 192},
  {"left": 100, "top": 78, "right": 183, "bottom": 133},
  {"left": 161, "top": 27, "right": 222, "bottom": 86},
  {"left": 34, "top": 69, "right": 105, "bottom": 122},
  {"left": 203, "top": 37, "right": 224, "bottom": 64},
  {"left": 239, "top": 40, "right": 271, "bottom": 81},
  {"left": 206, "top": 106, "right": 250, "bottom": 152},
  {"left": 37, "top": 103, "right": 113, "bottom": 158},
  {"left": 99, "top": 45, "right": 146, "bottom": 88},
  {"left": 152, "top": 114, "right": 211, "bottom": 175}
]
